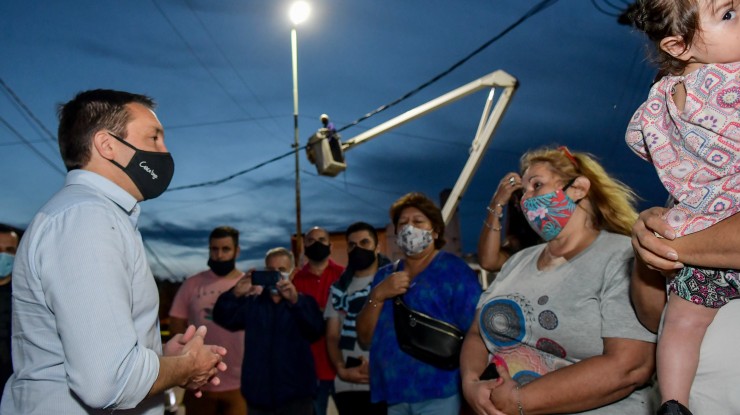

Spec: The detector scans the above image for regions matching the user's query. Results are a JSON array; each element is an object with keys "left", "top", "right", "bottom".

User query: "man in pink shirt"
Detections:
[
  {"left": 293, "top": 227, "right": 344, "bottom": 415},
  {"left": 169, "top": 226, "right": 247, "bottom": 415}
]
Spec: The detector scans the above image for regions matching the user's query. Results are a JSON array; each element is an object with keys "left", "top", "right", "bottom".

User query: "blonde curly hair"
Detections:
[{"left": 520, "top": 147, "right": 638, "bottom": 236}]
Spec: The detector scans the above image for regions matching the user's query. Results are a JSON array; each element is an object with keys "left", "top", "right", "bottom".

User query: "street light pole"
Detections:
[
  {"left": 291, "top": 26, "right": 302, "bottom": 265},
  {"left": 289, "top": 1, "right": 310, "bottom": 265}
]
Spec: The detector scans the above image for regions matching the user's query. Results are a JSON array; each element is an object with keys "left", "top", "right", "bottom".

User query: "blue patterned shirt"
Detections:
[{"left": 369, "top": 251, "right": 481, "bottom": 404}]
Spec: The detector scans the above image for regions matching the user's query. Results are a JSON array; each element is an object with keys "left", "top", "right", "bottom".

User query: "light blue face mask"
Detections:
[{"left": 0, "top": 252, "right": 14, "bottom": 277}]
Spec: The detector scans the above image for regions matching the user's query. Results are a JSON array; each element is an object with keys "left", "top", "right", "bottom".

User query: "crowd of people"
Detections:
[{"left": 2, "top": 1, "right": 740, "bottom": 413}]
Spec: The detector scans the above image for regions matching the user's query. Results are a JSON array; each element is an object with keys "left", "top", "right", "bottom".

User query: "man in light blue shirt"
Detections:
[{"left": 0, "top": 89, "right": 227, "bottom": 415}]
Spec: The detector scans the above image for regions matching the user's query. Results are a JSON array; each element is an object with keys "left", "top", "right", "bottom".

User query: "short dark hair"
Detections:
[
  {"left": 209, "top": 226, "right": 239, "bottom": 247},
  {"left": 57, "top": 89, "right": 156, "bottom": 171},
  {"left": 389, "top": 192, "right": 445, "bottom": 249},
  {"left": 345, "top": 221, "right": 378, "bottom": 246}
]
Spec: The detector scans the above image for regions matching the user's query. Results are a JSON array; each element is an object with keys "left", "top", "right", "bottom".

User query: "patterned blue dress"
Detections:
[{"left": 369, "top": 251, "right": 481, "bottom": 404}]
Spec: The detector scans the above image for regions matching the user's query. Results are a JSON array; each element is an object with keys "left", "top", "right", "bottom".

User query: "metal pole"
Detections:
[{"left": 291, "top": 26, "right": 303, "bottom": 264}]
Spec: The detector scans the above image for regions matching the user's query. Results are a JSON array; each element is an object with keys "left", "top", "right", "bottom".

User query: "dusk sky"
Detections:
[{"left": 0, "top": 0, "right": 664, "bottom": 279}]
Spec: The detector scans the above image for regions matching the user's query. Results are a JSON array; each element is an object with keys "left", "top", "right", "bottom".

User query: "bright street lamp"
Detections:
[{"left": 290, "top": 1, "right": 310, "bottom": 264}]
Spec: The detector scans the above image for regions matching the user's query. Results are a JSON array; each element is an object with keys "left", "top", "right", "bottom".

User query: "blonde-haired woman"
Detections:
[{"left": 461, "top": 147, "right": 657, "bottom": 414}]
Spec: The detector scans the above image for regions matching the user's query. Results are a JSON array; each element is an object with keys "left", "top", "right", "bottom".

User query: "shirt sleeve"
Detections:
[
  {"left": 323, "top": 295, "right": 337, "bottom": 320},
  {"left": 625, "top": 103, "right": 651, "bottom": 161},
  {"left": 599, "top": 249, "right": 657, "bottom": 343},
  {"left": 212, "top": 290, "right": 248, "bottom": 332},
  {"left": 37, "top": 203, "right": 159, "bottom": 410}
]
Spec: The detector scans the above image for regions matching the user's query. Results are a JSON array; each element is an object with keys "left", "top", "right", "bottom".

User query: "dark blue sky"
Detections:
[{"left": 0, "top": 0, "right": 664, "bottom": 279}]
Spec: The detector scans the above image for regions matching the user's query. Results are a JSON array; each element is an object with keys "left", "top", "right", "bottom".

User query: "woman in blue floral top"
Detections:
[{"left": 356, "top": 192, "right": 482, "bottom": 415}]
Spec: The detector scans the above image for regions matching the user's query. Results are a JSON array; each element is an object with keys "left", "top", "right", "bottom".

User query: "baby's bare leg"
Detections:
[{"left": 658, "top": 292, "right": 718, "bottom": 406}]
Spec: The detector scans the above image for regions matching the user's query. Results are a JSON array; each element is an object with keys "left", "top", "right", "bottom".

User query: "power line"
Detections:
[
  {"left": 151, "top": 0, "right": 282, "bottom": 140},
  {"left": 602, "top": 0, "right": 628, "bottom": 11},
  {"left": 0, "top": 78, "right": 57, "bottom": 143},
  {"left": 166, "top": 1, "right": 559, "bottom": 192},
  {"left": 0, "top": 139, "right": 49, "bottom": 147},
  {"left": 301, "top": 169, "right": 390, "bottom": 213},
  {"left": 590, "top": 0, "right": 621, "bottom": 17},
  {"left": 0, "top": 115, "right": 66, "bottom": 175},
  {"left": 165, "top": 114, "right": 283, "bottom": 131},
  {"left": 183, "top": 0, "right": 285, "bottom": 137},
  {"left": 142, "top": 238, "right": 178, "bottom": 280},
  {"left": 166, "top": 146, "right": 300, "bottom": 192},
  {"left": 335, "top": 0, "right": 560, "bottom": 134}
]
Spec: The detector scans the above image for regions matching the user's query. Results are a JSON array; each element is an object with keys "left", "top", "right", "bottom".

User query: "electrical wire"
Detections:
[
  {"left": 183, "top": 0, "right": 285, "bottom": 138},
  {"left": 151, "top": 0, "right": 283, "bottom": 142},
  {"left": 0, "top": 139, "right": 49, "bottom": 147},
  {"left": 602, "top": 0, "right": 628, "bottom": 11},
  {"left": 0, "top": 115, "right": 66, "bottom": 175},
  {"left": 165, "top": 114, "right": 283, "bottom": 131},
  {"left": 166, "top": 1, "right": 559, "bottom": 192},
  {"left": 166, "top": 146, "right": 302, "bottom": 192},
  {"left": 334, "top": 0, "right": 560, "bottom": 134},
  {"left": 0, "top": 78, "right": 57, "bottom": 143},
  {"left": 142, "top": 238, "right": 178, "bottom": 280},
  {"left": 590, "top": 0, "right": 621, "bottom": 17},
  {"left": 301, "top": 169, "right": 390, "bottom": 213}
]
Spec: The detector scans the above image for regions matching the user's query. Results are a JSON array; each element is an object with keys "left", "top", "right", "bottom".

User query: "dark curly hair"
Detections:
[
  {"left": 620, "top": 0, "right": 705, "bottom": 76},
  {"left": 389, "top": 192, "right": 446, "bottom": 249}
]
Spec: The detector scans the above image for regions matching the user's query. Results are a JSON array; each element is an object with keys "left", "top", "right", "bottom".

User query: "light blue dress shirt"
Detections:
[{"left": 0, "top": 170, "right": 162, "bottom": 414}]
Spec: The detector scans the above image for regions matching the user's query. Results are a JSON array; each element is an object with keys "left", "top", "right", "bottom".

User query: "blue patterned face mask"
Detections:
[
  {"left": 396, "top": 225, "right": 433, "bottom": 256},
  {"left": 520, "top": 180, "right": 579, "bottom": 241},
  {"left": 0, "top": 253, "right": 14, "bottom": 277}
]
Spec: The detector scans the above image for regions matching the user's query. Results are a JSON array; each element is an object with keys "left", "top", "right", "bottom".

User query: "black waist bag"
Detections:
[{"left": 392, "top": 296, "right": 463, "bottom": 370}]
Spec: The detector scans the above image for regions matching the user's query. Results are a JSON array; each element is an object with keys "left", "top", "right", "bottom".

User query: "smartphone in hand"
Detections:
[
  {"left": 345, "top": 356, "right": 362, "bottom": 369},
  {"left": 251, "top": 270, "right": 281, "bottom": 287}
]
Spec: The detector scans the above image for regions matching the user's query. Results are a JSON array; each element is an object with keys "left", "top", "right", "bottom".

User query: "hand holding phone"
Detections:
[
  {"left": 345, "top": 356, "right": 362, "bottom": 369},
  {"left": 251, "top": 270, "right": 281, "bottom": 287}
]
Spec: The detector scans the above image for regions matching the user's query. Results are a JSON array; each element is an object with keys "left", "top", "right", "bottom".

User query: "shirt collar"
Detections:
[{"left": 65, "top": 170, "right": 140, "bottom": 224}]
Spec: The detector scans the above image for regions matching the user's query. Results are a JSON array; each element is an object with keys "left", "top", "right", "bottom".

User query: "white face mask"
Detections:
[{"left": 396, "top": 225, "right": 434, "bottom": 256}]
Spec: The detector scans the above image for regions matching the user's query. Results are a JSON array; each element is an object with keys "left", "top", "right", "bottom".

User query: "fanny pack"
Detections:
[{"left": 390, "top": 261, "right": 463, "bottom": 370}]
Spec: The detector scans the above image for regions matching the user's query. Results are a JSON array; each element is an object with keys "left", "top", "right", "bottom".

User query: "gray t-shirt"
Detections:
[
  {"left": 477, "top": 231, "right": 657, "bottom": 414},
  {"left": 324, "top": 275, "right": 374, "bottom": 393}
]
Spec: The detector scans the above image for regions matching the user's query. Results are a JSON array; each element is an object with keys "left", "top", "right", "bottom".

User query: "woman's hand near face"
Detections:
[{"left": 491, "top": 172, "right": 522, "bottom": 207}]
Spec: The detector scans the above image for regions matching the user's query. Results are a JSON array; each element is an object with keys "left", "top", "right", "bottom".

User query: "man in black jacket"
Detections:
[{"left": 213, "top": 247, "right": 323, "bottom": 415}]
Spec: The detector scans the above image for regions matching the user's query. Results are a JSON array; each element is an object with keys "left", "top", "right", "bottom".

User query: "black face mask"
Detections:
[
  {"left": 347, "top": 247, "right": 376, "bottom": 270},
  {"left": 108, "top": 132, "right": 175, "bottom": 201},
  {"left": 304, "top": 241, "right": 331, "bottom": 262},
  {"left": 208, "top": 258, "right": 236, "bottom": 277}
]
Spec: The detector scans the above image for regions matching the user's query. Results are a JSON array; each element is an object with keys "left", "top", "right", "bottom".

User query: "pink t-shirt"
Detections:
[
  {"left": 627, "top": 63, "right": 740, "bottom": 236},
  {"left": 169, "top": 270, "right": 245, "bottom": 392}
]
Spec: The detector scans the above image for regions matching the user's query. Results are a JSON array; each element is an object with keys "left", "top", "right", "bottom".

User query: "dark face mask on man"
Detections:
[
  {"left": 107, "top": 132, "right": 175, "bottom": 201},
  {"left": 347, "top": 247, "right": 376, "bottom": 270},
  {"left": 208, "top": 257, "right": 236, "bottom": 277},
  {"left": 304, "top": 241, "right": 330, "bottom": 262}
]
